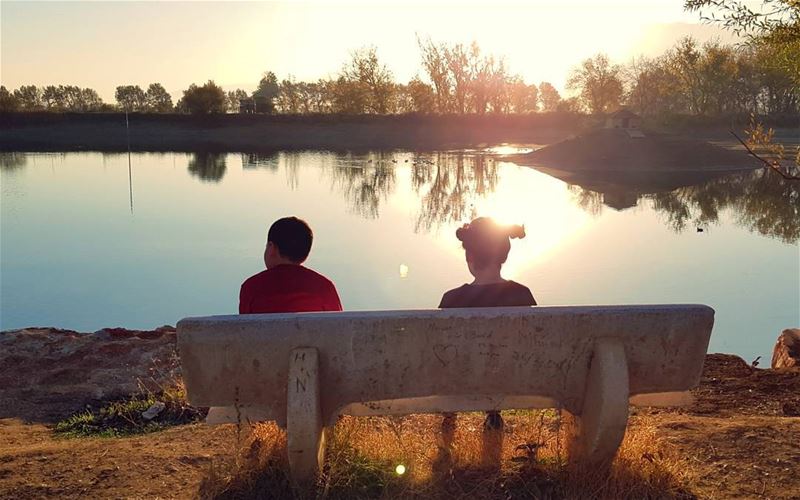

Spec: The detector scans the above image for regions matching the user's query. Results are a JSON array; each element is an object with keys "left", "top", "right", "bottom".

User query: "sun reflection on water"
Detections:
[{"left": 431, "top": 162, "right": 592, "bottom": 281}]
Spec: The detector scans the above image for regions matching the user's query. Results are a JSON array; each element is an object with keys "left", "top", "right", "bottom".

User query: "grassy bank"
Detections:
[{"left": 0, "top": 112, "right": 583, "bottom": 153}]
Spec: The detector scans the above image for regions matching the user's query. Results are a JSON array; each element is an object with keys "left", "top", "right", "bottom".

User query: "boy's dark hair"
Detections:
[{"left": 268, "top": 217, "right": 313, "bottom": 263}]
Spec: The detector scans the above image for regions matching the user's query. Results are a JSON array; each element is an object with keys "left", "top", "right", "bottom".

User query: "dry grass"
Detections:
[{"left": 199, "top": 411, "right": 696, "bottom": 499}]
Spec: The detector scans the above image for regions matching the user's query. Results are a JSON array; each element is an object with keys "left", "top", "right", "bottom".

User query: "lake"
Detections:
[{"left": 1, "top": 150, "right": 797, "bottom": 362}]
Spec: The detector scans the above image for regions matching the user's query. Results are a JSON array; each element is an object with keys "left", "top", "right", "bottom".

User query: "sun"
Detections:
[{"left": 468, "top": 163, "right": 591, "bottom": 279}]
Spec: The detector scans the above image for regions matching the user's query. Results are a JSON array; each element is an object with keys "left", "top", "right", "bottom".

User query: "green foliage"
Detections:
[
  {"left": 538, "top": 82, "right": 562, "bottom": 112},
  {"left": 226, "top": 88, "right": 249, "bottom": 113},
  {"left": 13, "top": 85, "right": 42, "bottom": 110},
  {"left": 322, "top": 438, "right": 407, "bottom": 499},
  {"left": 625, "top": 36, "right": 799, "bottom": 116},
  {"left": 339, "top": 46, "right": 395, "bottom": 114},
  {"left": 115, "top": 85, "right": 147, "bottom": 112},
  {"left": 32, "top": 84, "right": 104, "bottom": 112},
  {"left": 403, "top": 77, "right": 436, "bottom": 114},
  {"left": 685, "top": 0, "right": 800, "bottom": 85},
  {"left": 685, "top": 0, "right": 799, "bottom": 42},
  {"left": 145, "top": 83, "right": 173, "bottom": 112},
  {"left": 54, "top": 385, "right": 204, "bottom": 438},
  {"left": 0, "top": 86, "right": 19, "bottom": 112},
  {"left": 567, "top": 53, "right": 624, "bottom": 114},
  {"left": 178, "top": 80, "right": 227, "bottom": 114},
  {"left": 252, "top": 72, "right": 280, "bottom": 114}
]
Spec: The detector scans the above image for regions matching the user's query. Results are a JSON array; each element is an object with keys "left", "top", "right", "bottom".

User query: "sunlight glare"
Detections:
[{"left": 469, "top": 164, "right": 591, "bottom": 279}]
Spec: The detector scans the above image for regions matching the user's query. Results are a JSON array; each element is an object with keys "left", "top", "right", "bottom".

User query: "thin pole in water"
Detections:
[{"left": 126, "top": 111, "right": 134, "bottom": 214}]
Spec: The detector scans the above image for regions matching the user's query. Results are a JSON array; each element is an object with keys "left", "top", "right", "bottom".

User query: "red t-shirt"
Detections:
[{"left": 239, "top": 264, "right": 342, "bottom": 314}]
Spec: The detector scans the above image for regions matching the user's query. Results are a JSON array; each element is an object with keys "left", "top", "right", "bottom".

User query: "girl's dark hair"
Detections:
[
  {"left": 268, "top": 216, "right": 313, "bottom": 262},
  {"left": 456, "top": 217, "right": 525, "bottom": 268}
]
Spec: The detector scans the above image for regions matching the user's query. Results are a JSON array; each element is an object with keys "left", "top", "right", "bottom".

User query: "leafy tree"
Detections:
[
  {"left": 557, "top": 96, "right": 583, "bottom": 113},
  {"left": 178, "top": 81, "right": 227, "bottom": 114},
  {"left": 340, "top": 47, "right": 395, "bottom": 114},
  {"left": 253, "top": 72, "right": 280, "bottom": 113},
  {"left": 625, "top": 56, "right": 683, "bottom": 116},
  {"left": 538, "top": 82, "right": 562, "bottom": 112},
  {"left": 276, "top": 78, "right": 301, "bottom": 113},
  {"left": 684, "top": 0, "right": 799, "bottom": 171},
  {"left": 13, "top": 85, "right": 43, "bottom": 110},
  {"left": 145, "top": 83, "right": 173, "bottom": 112},
  {"left": 76, "top": 87, "right": 104, "bottom": 111},
  {"left": 41, "top": 85, "right": 63, "bottom": 110},
  {"left": 31, "top": 85, "right": 103, "bottom": 112},
  {"left": 685, "top": 0, "right": 799, "bottom": 43},
  {"left": 0, "top": 86, "right": 19, "bottom": 112},
  {"left": 567, "top": 53, "right": 624, "bottom": 113},
  {"left": 509, "top": 79, "right": 538, "bottom": 113},
  {"left": 302, "top": 80, "right": 333, "bottom": 113},
  {"left": 115, "top": 85, "right": 147, "bottom": 112},
  {"left": 330, "top": 76, "right": 369, "bottom": 114},
  {"left": 225, "top": 89, "right": 249, "bottom": 113},
  {"left": 405, "top": 77, "right": 435, "bottom": 113}
]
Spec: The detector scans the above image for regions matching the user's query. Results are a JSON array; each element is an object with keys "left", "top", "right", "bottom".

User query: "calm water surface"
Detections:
[{"left": 1, "top": 151, "right": 798, "bottom": 361}]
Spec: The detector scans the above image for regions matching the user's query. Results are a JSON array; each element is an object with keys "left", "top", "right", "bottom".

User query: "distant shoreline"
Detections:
[
  {"left": 3, "top": 112, "right": 797, "bottom": 154},
  {"left": 0, "top": 112, "right": 583, "bottom": 153}
]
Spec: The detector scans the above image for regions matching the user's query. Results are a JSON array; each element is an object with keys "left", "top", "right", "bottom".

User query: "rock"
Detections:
[
  {"left": 771, "top": 328, "right": 800, "bottom": 369},
  {"left": 142, "top": 401, "right": 166, "bottom": 420}
]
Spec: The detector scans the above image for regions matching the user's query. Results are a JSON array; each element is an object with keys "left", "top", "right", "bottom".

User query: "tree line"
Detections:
[{"left": 0, "top": 35, "right": 797, "bottom": 117}]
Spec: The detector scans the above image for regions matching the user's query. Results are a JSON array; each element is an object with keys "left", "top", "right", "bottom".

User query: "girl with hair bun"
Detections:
[
  {"left": 439, "top": 217, "right": 536, "bottom": 309},
  {"left": 438, "top": 216, "right": 537, "bottom": 435}
]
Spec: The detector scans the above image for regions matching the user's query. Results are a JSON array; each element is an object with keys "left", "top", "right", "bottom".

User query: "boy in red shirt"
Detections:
[{"left": 239, "top": 217, "right": 342, "bottom": 314}]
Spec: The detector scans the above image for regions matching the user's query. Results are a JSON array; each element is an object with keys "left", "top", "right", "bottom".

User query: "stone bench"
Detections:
[{"left": 177, "top": 305, "right": 714, "bottom": 480}]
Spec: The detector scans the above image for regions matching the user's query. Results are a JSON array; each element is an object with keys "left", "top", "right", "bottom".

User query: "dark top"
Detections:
[
  {"left": 438, "top": 280, "right": 536, "bottom": 309},
  {"left": 239, "top": 264, "right": 342, "bottom": 314}
]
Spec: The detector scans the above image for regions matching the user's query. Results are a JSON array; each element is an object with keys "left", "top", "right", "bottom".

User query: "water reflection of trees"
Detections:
[
  {"left": 650, "top": 169, "right": 799, "bottom": 243},
  {"left": 0, "top": 152, "right": 27, "bottom": 170},
  {"left": 328, "top": 152, "right": 397, "bottom": 218},
  {"left": 321, "top": 151, "right": 498, "bottom": 227},
  {"left": 568, "top": 169, "right": 799, "bottom": 243},
  {"left": 242, "top": 153, "right": 279, "bottom": 170},
  {"left": 412, "top": 153, "right": 498, "bottom": 232},
  {"left": 187, "top": 152, "right": 226, "bottom": 182}
]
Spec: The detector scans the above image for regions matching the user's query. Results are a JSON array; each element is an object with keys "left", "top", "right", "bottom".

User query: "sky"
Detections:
[{"left": 0, "top": 0, "right": 739, "bottom": 102}]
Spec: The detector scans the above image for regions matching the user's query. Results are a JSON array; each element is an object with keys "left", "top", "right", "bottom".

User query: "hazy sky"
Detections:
[{"left": 0, "top": 0, "right": 738, "bottom": 101}]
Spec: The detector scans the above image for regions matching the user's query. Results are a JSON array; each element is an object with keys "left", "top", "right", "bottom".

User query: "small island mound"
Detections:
[{"left": 510, "top": 123, "right": 759, "bottom": 173}]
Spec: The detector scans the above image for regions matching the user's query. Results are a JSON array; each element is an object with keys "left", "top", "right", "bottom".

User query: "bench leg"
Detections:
[
  {"left": 564, "top": 339, "right": 629, "bottom": 465},
  {"left": 287, "top": 347, "right": 326, "bottom": 483}
]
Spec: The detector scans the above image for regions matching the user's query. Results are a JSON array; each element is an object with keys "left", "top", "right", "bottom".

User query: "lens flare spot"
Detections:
[{"left": 399, "top": 264, "right": 409, "bottom": 279}]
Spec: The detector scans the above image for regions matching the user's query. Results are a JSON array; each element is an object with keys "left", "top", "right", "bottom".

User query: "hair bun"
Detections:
[
  {"left": 507, "top": 224, "right": 526, "bottom": 239},
  {"left": 455, "top": 224, "right": 470, "bottom": 242}
]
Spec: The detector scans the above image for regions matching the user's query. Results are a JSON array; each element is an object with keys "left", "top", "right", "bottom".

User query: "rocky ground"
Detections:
[{"left": 0, "top": 327, "right": 798, "bottom": 499}]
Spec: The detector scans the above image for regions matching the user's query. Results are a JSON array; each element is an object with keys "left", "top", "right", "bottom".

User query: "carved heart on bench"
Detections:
[{"left": 433, "top": 344, "right": 458, "bottom": 367}]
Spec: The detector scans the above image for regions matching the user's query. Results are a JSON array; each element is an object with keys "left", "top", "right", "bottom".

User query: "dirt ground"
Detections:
[{"left": 0, "top": 330, "right": 798, "bottom": 499}]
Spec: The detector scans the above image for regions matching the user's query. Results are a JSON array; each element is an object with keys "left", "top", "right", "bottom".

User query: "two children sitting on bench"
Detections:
[
  {"left": 239, "top": 215, "right": 536, "bottom": 433},
  {"left": 239, "top": 215, "right": 534, "bottom": 317}
]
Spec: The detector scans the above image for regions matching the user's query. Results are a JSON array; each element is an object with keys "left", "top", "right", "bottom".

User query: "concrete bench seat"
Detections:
[{"left": 177, "top": 305, "right": 714, "bottom": 480}]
